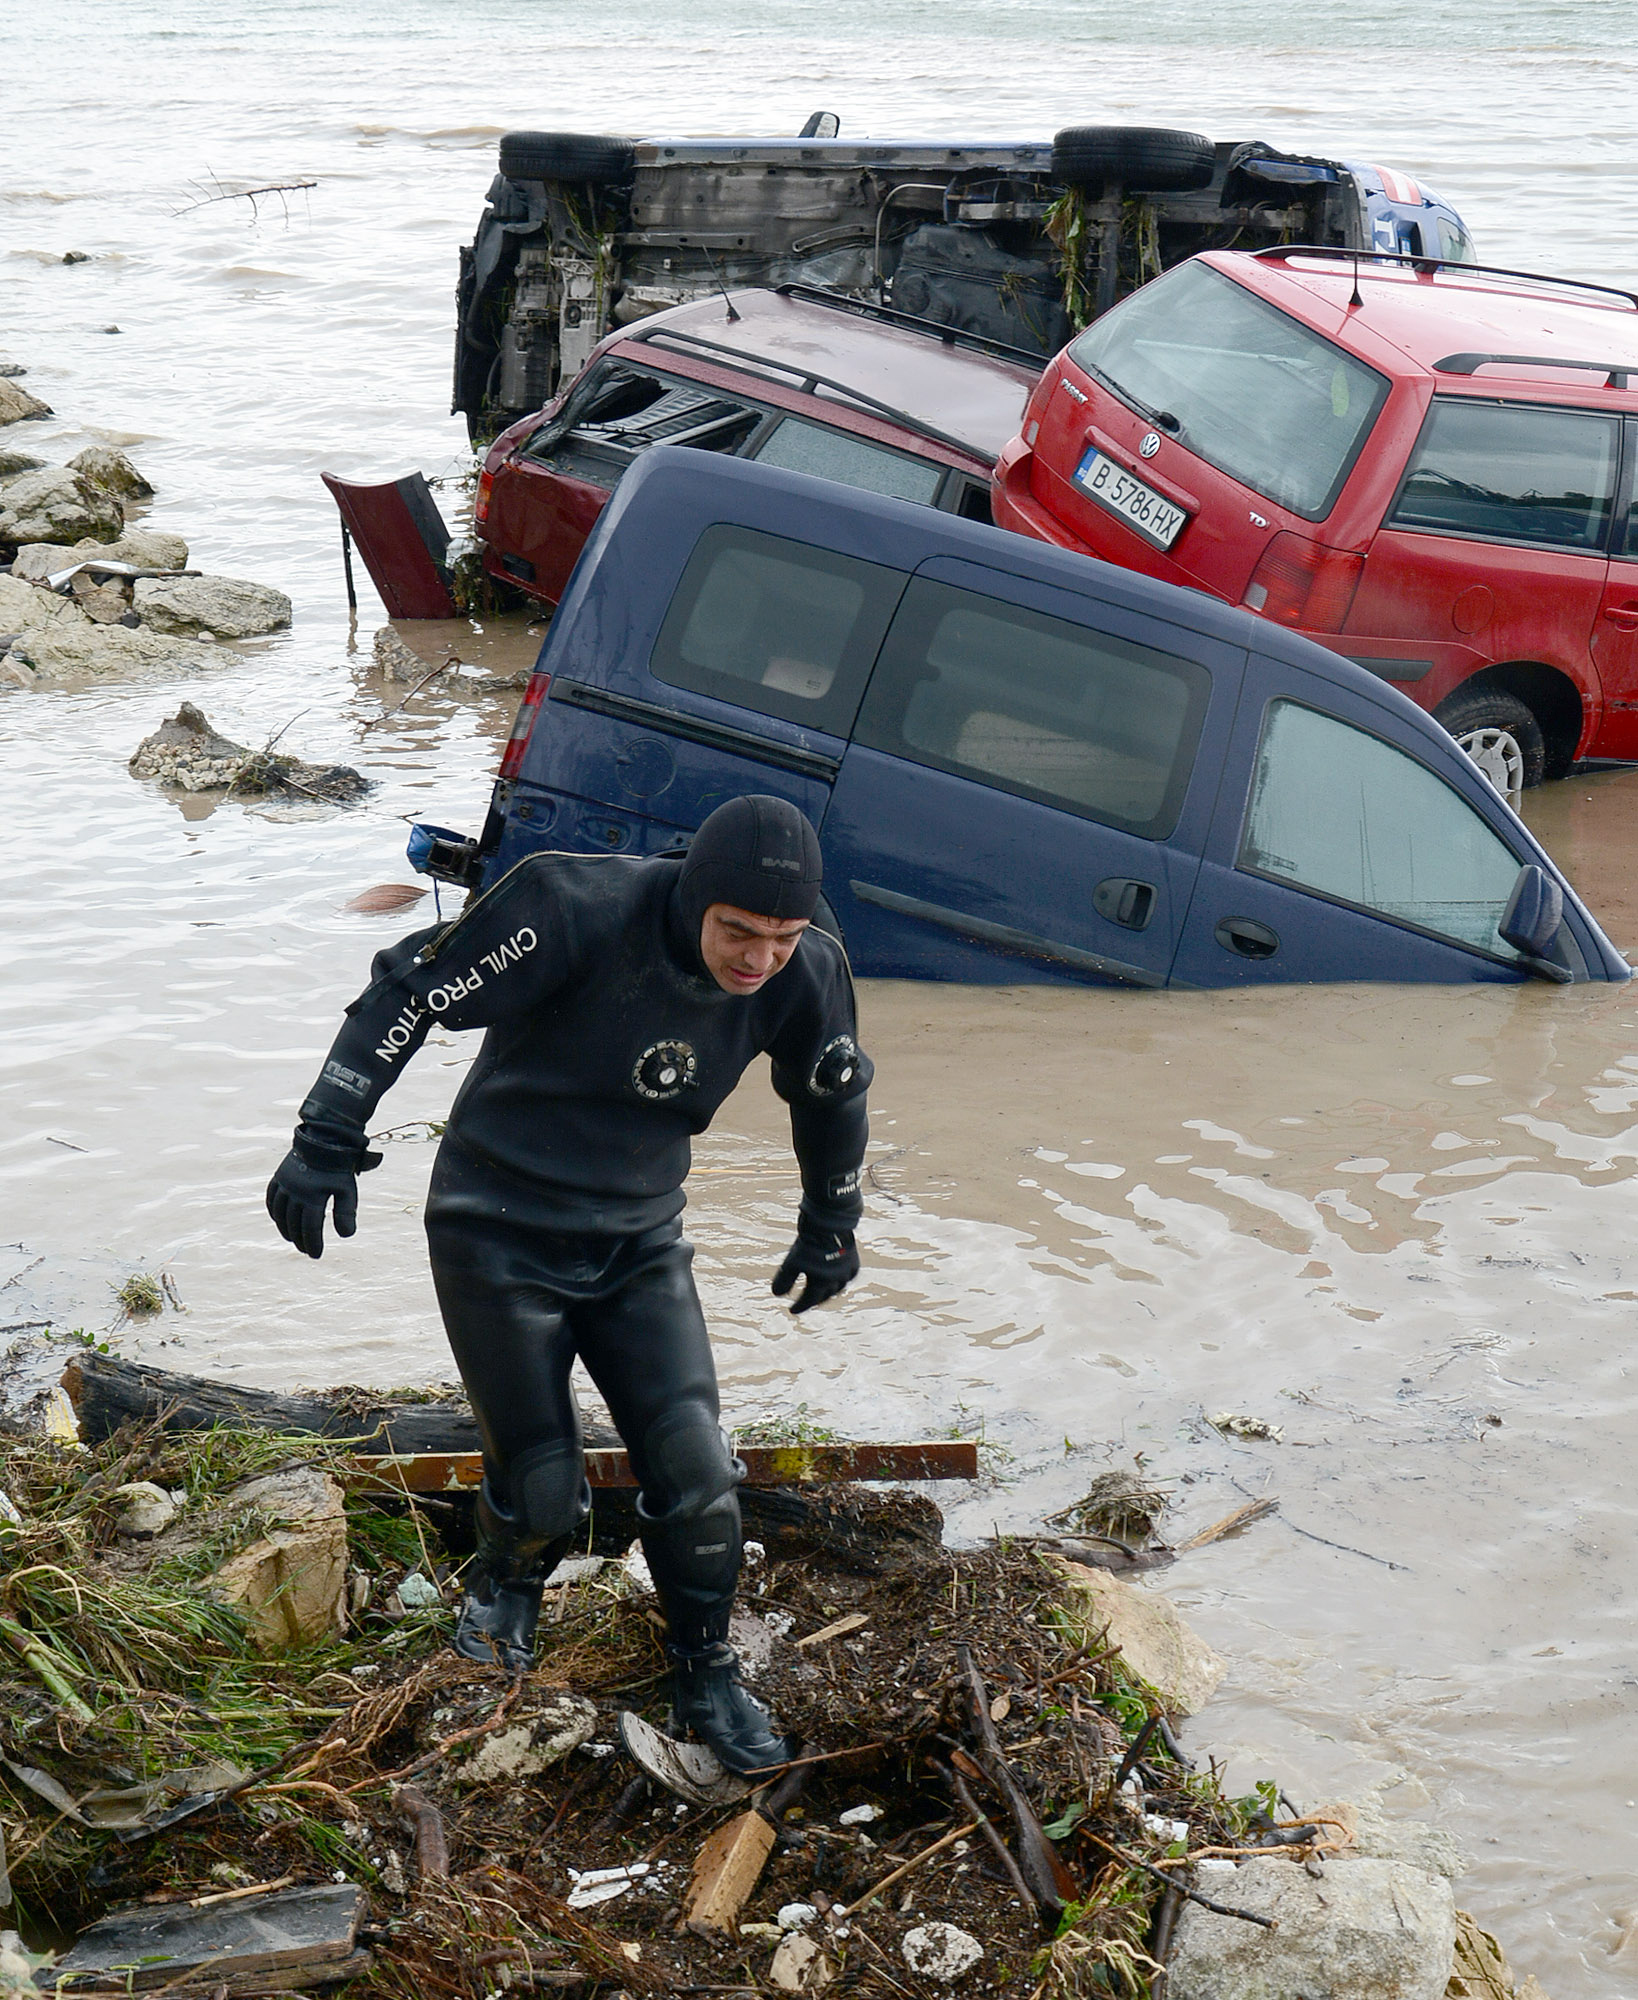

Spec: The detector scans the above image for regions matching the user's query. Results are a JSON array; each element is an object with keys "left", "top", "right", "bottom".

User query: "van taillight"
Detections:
[
  {"left": 499, "top": 670, "right": 550, "bottom": 780},
  {"left": 475, "top": 468, "right": 495, "bottom": 527},
  {"left": 1242, "top": 533, "right": 1364, "bottom": 632}
]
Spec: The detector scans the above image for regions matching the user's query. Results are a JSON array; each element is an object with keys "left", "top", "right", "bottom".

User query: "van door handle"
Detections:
[
  {"left": 1215, "top": 915, "right": 1279, "bottom": 959},
  {"left": 1093, "top": 877, "right": 1157, "bottom": 931},
  {"left": 1603, "top": 603, "right": 1638, "bottom": 630}
]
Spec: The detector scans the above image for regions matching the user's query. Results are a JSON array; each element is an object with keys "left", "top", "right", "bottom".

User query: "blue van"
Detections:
[{"left": 424, "top": 450, "right": 1625, "bottom": 989}]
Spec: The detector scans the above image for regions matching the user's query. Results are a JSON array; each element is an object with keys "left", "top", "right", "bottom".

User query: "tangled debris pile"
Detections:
[
  {"left": 128, "top": 702, "right": 371, "bottom": 804},
  {"left": 0, "top": 1413, "right": 1549, "bottom": 2000}
]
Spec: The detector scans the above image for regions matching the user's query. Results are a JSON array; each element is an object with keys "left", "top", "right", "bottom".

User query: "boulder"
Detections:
[
  {"left": 0, "top": 379, "right": 50, "bottom": 424},
  {"left": 6, "top": 621, "right": 217, "bottom": 683},
  {"left": 0, "top": 468, "right": 122, "bottom": 547},
  {"left": 1166, "top": 1857, "right": 1456, "bottom": 2000},
  {"left": 69, "top": 445, "right": 152, "bottom": 500},
  {"left": 1056, "top": 1559, "right": 1226, "bottom": 1715},
  {"left": 1317, "top": 1794, "right": 1468, "bottom": 1879},
  {"left": 206, "top": 1465, "right": 348, "bottom": 1653},
  {"left": 0, "top": 449, "right": 45, "bottom": 479},
  {"left": 134, "top": 573, "right": 291, "bottom": 640},
  {"left": 0, "top": 573, "right": 92, "bottom": 633},
  {"left": 11, "top": 527, "right": 189, "bottom": 579}
]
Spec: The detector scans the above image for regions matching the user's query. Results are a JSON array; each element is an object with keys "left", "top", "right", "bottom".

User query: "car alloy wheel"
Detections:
[{"left": 1454, "top": 724, "right": 1525, "bottom": 803}]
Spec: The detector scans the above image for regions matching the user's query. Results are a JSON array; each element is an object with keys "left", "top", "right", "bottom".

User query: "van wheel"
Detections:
[
  {"left": 498, "top": 131, "right": 634, "bottom": 185},
  {"left": 1435, "top": 688, "right": 1544, "bottom": 795},
  {"left": 1050, "top": 126, "right": 1216, "bottom": 194}
]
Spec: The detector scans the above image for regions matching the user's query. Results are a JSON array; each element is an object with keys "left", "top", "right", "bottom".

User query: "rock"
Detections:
[
  {"left": 373, "top": 624, "right": 427, "bottom": 681},
  {"left": 206, "top": 1466, "right": 348, "bottom": 1652},
  {"left": 901, "top": 1923, "right": 983, "bottom": 1982},
  {"left": 0, "top": 449, "right": 45, "bottom": 478},
  {"left": 8, "top": 621, "right": 218, "bottom": 683},
  {"left": 112, "top": 1481, "right": 178, "bottom": 1539},
  {"left": 12, "top": 527, "right": 189, "bottom": 579},
  {"left": 1328, "top": 1800, "right": 1464, "bottom": 1872},
  {"left": 395, "top": 1571, "right": 442, "bottom": 1610},
  {"left": 0, "top": 379, "right": 50, "bottom": 424},
  {"left": 456, "top": 1693, "right": 599, "bottom": 1781},
  {"left": 69, "top": 445, "right": 152, "bottom": 500},
  {"left": 62, "top": 250, "right": 91, "bottom": 265},
  {"left": 76, "top": 582, "right": 134, "bottom": 626},
  {"left": 1056, "top": 1560, "right": 1227, "bottom": 1715},
  {"left": 0, "top": 573, "right": 92, "bottom": 633},
  {"left": 770, "top": 1934, "right": 833, "bottom": 1992},
  {"left": 778, "top": 1903, "right": 818, "bottom": 1931},
  {"left": 1166, "top": 1857, "right": 1457, "bottom": 2000},
  {"left": 128, "top": 701, "right": 371, "bottom": 800},
  {"left": 838, "top": 1803, "right": 882, "bottom": 1826},
  {"left": 0, "top": 468, "right": 122, "bottom": 546},
  {"left": 134, "top": 573, "right": 291, "bottom": 639}
]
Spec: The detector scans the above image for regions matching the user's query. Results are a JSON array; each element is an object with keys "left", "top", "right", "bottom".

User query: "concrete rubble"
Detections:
[{"left": 129, "top": 700, "right": 370, "bottom": 801}]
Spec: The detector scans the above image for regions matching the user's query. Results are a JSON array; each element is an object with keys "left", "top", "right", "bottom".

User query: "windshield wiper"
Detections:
[{"left": 1076, "top": 357, "right": 1183, "bottom": 437}]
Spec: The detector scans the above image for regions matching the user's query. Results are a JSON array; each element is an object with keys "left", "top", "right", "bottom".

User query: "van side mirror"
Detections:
[{"left": 1499, "top": 864, "right": 1563, "bottom": 960}]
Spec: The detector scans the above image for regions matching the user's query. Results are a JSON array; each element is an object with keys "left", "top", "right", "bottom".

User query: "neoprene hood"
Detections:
[{"left": 675, "top": 796, "right": 824, "bottom": 940}]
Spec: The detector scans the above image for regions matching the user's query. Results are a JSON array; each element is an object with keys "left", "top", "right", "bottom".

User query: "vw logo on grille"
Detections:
[{"left": 1139, "top": 431, "right": 1162, "bottom": 459}]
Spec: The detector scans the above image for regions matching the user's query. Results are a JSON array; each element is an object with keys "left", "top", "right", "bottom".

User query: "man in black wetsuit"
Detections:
[{"left": 265, "top": 796, "right": 870, "bottom": 1773}]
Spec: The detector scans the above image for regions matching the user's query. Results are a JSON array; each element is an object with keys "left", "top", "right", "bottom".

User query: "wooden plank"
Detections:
[
  {"left": 353, "top": 1440, "right": 978, "bottom": 1493},
  {"left": 681, "top": 1811, "right": 778, "bottom": 1934},
  {"left": 44, "top": 1882, "right": 364, "bottom": 1992}
]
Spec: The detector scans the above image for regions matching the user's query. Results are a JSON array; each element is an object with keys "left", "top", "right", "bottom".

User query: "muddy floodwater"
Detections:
[{"left": 6, "top": 1, "right": 1638, "bottom": 1990}]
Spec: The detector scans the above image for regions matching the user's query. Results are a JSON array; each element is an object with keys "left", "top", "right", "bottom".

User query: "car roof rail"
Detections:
[
  {"left": 1434, "top": 351, "right": 1633, "bottom": 390},
  {"left": 771, "top": 282, "right": 1048, "bottom": 370},
  {"left": 1248, "top": 244, "right": 1638, "bottom": 312},
  {"left": 627, "top": 320, "right": 998, "bottom": 464}
]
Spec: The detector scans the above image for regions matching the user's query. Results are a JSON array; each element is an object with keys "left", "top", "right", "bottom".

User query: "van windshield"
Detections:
[{"left": 1067, "top": 262, "right": 1390, "bottom": 520}]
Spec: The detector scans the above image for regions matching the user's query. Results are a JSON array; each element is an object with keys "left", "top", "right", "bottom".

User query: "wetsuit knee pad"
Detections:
[
  {"left": 634, "top": 1406, "right": 744, "bottom": 1528},
  {"left": 508, "top": 1439, "right": 591, "bottom": 1540}
]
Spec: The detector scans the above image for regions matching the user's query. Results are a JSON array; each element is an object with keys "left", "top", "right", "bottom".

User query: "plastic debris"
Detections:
[
  {"left": 1209, "top": 1410, "right": 1284, "bottom": 1442},
  {"left": 566, "top": 1860, "right": 650, "bottom": 1910}
]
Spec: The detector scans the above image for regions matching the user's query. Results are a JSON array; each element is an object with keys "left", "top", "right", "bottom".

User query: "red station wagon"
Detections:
[
  {"left": 476, "top": 285, "right": 1039, "bottom": 609},
  {"left": 993, "top": 249, "right": 1638, "bottom": 790}
]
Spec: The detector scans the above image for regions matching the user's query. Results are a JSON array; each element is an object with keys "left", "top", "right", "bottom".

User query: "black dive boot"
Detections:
[
  {"left": 667, "top": 1640, "right": 796, "bottom": 1775},
  {"left": 453, "top": 1485, "right": 569, "bottom": 1674}
]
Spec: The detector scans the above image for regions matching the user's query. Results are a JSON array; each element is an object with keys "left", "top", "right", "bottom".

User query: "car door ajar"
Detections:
[
  {"left": 1171, "top": 653, "right": 1544, "bottom": 986},
  {"left": 820, "top": 558, "right": 1237, "bottom": 987}
]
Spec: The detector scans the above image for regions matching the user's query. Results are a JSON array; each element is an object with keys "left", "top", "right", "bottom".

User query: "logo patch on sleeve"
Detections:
[{"left": 321, "top": 1060, "right": 372, "bottom": 1099}]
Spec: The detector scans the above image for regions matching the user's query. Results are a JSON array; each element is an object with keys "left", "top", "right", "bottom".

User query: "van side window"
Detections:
[
  {"left": 853, "top": 579, "right": 1211, "bottom": 838},
  {"left": 1240, "top": 700, "right": 1525, "bottom": 955},
  {"left": 750, "top": 418, "right": 944, "bottom": 504},
  {"left": 1391, "top": 400, "right": 1619, "bottom": 552},
  {"left": 651, "top": 526, "right": 905, "bottom": 736}
]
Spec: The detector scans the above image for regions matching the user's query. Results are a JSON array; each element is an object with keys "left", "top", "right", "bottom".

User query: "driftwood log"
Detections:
[{"left": 62, "top": 1352, "right": 946, "bottom": 1569}]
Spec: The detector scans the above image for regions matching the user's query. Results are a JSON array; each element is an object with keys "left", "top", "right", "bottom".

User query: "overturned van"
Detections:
[
  {"left": 454, "top": 119, "right": 1475, "bottom": 439},
  {"left": 421, "top": 450, "right": 1623, "bottom": 990}
]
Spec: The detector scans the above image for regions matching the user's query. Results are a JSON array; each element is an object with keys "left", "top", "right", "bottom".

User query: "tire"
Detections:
[
  {"left": 1434, "top": 687, "right": 1545, "bottom": 794},
  {"left": 1051, "top": 125, "right": 1216, "bottom": 194},
  {"left": 498, "top": 131, "right": 633, "bottom": 186}
]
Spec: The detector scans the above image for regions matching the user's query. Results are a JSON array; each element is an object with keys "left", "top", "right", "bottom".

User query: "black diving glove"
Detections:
[
  {"left": 771, "top": 1218, "right": 860, "bottom": 1314},
  {"left": 266, "top": 1132, "right": 382, "bottom": 1260}
]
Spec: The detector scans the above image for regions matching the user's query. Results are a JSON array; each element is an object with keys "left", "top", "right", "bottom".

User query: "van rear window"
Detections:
[
  {"left": 651, "top": 526, "right": 905, "bottom": 736},
  {"left": 853, "top": 579, "right": 1210, "bottom": 838},
  {"left": 1066, "top": 262, "right": 1389, "bottom": 521}
]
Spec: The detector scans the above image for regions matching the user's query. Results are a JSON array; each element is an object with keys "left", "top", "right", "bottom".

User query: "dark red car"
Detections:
[
  {"left": 476, "top": 284, "right": 1039, "bottom": 608},
  {"left": 994, "top": 248, "right": 1638, "bottom": 790}
]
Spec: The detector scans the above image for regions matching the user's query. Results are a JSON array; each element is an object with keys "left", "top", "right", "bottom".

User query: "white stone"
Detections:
[
  {"left": 134, "top": 574, "right": 291, "bottom": 639},
  {"left": 458, "top": 1692, "right": 599, "bottom": 1781},
  {"left": 901, "top": 1923, "right": 983, "bottom": 1982},
  {"left": 839, "top": 1803, "right": 882, "bottom": 1826},
  {"left": 770, "top": 1933, "right": 832, "bottom": 1992},
  {"left": 112, "top": 1481, "right": 178, "bottom": 1539},
  {"left": 0, "top": 468, "right": 122, "bottom": 546},
  {"left": 395, "top": 1571, "right": 441, "bottom": 1609},
  {"left": 1166, "top": 1857, "right": 1457, "bottom": 2000},
  {"left": 778, "top": 1903, "right": 819, "bottom": 1931}
]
